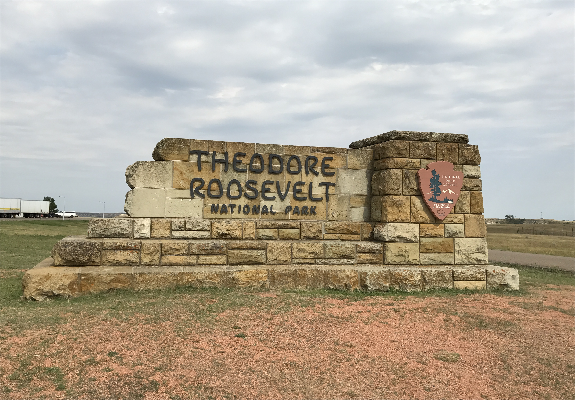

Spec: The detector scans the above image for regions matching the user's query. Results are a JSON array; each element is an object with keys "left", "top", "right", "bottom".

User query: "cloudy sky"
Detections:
[{"left": 1, "top": 0, "right": 573, "bottom": 219}]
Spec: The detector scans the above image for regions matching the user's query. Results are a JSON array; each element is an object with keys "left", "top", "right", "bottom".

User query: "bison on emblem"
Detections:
[{"left": 417, "top": 161, "right": 463, "bottom": 220}]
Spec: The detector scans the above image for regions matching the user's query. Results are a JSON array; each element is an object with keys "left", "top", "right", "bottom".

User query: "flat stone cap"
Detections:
[{"left": 349, "top": 130, "right": 469, "bottom": 149}]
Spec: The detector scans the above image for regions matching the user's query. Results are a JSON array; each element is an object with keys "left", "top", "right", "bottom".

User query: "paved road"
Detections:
[{"left": 489, "top": 249, "right": 575, "bottom": 272}]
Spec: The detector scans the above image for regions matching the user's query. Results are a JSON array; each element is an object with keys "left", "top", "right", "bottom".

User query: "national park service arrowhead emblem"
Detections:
[{"left": 417, "top": 161, "right": 463, "bottom": 220}]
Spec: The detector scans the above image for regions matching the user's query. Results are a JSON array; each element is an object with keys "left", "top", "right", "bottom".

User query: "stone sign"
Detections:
[{"left": 23, "top": 130, "right": 519, "bottom": 300}]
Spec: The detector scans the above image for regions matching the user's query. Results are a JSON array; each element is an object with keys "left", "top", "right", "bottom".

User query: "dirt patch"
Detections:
[{"left": 1, "top": 286, "right": 573, "bottom": 399}]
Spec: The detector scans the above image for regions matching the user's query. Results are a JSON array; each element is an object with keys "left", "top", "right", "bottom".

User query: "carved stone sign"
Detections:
[{"left": 417, "top": 161, "right": 463, "bottom": 220}]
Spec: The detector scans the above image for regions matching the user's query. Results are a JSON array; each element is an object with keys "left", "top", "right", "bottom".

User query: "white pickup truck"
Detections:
[{"left": 55, "top": 211, "right": 78, "bottom": 218}]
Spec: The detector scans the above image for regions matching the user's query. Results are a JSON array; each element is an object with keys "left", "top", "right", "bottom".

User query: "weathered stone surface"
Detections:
[
  {"left": 436, "top": 143, "right": 459, "bottom": 164},
  {"left": 454, "top": 191, "right": 470, "bottom": 214},
  {"left": 357, "top": 242, "right": 383, "bottom": 253},
  {"left": 486, "top": 266, "right": 519, "bottom": 290},
  {"left": 421, "top": 268, "right": 453, "bottom": 289},
  {"left": 453, "top": 267, "right": 485, "bottom": 281},
  {"left": 267, "top": 242, "right": 292, "bottom": 264},
  {"left": 463, "top": 165, "right": 481, "bottom": 179},
  {"left": 125, "top": 161, "right": 172, "bottom": 189},
  {"left": 278, "top": 229, "right": 300, "bottom": 240},
  {"left": 444, "top": 224, "right": 465, "bottom": 238},
  {"left": 372, "top": 169, "right": 402, "bottom": 195},
  {"left": 463, "top": 178, "right": 482, "bottom": 191},
  {"left": 361, "top": 223, "right": 374, "bottom": 240},
  {"left": 442, "top": 213, "right": 464, "bottom": 224},
  {"left": 350, "top": 131, "right": 468, "bottom": 149},
  {"left": 470, "top": 191, "right": 484, "bottom": 214},
  {"left": 324, "top": 222, "right": 361, "bottom": 235},
  {"left": 384, "top": 243, "right": 419, "bottom": 264},
  {"left": 257, "top": 221, "right": 300, "bottom": 229},
  {"left": 256, "top": 229, "right": 278, "bottom": 240},
  {"left": 464, "top": 214, "right": 487, "bottom": 238},
  {"left": 420, "top": 253, "right": 454, "bottom": 265},
  {"left": 243, "top": 221, "right": 256, "bottom": 239},
  {"left": 454, "top": 238, "right": 488, "bottom": 264},
  {"left": 402, "top": 169, "right": 419, "bottom": 195},
  {"left": 323, "top": 233, "right": 360, "bottom": 240},
  {"left": 371, "top": 196, "right": 382, "bottom": 222},
  {"left": 189, "top": 241, "right": 226, "bottom": 255},
  {"left": 347, "top": 148, "right": 373, "bottom": 169},
  {"left": 165, "top": 190, "right": 203, "bottom": 218},
  {"left": 140, "top": 242, "right": 161, "bottom": 265},
  {"left": 226, "top": 241, "right": 267, "bottom": 250},
  {"left": 133, "top": 218, "right": 151, "bottom": 239},
  {"left": 373, "top": 140, "right": 410, "bottom": 159},
  {"left": 389, "top": 268, "right": 422, "bottom": 291},
  {"left": 292, "top": 243, "right": 324, "bottom": 259},
  {"left": 102, "top": 240, "right": 140, "bottom": 250},
  {"left": 88, "top": 218, "right": 133, "bottom": 238},
  {"left": 356, "top": 253, "right": 383, "bottom": 264},
  {"left": 419, "top": 224, "right": 444, "bottom": 238},
  {"left": 337, "top": 169, "right": 371, "bottom": 196},
  {"left": 420, "top": 238, "right": 454, "bottom": 253},
  {"left": 23, "top": 261, "right": 80, "bottom": 300},
  {"left": 197, "top": 255, "right": 227, "bottom": 265},
  {"left": 52, "top": 237, "right": 101, "bottom": 266},
  {"left": 227, "top": 250, "right": 266, "bottom": 265},
  {"left": 172, "top": 219, "right": 185, "bottom": 231},
  {"left": 374, "top": 223, "right": 419, "bottom": 243},
  {"left": 161, "top": 255, "right": 197, "bottom": 266},
  {"left": 327, "top": 195, "right": 349, "bottom": 221},
  {"left": 125, "top": 188, "right": 166, "bottom": 218},
  {"left": 374, "top": 158, "right": 420, "bottom": 170},
  {"left": 152, "top": 138, "right": 191, "bottom": 161},
  {"left": 454, "top": 281, "right": 486, "bottom": 290},
  {"left": 151, "top": 219, "right": 171, "bottom": 238},
  {"left": 101, "top": 250, "right": 140, "bottom": 266},
  {"left": 361, "top": 269, "right": 390, "bottom": 291},
  {"left": 410, "top": 196, "right": 435, "bottom": 223},
  {"left": 212, "top": 221, "right": 243, "bottom": 239},
  {"left": 325, "top": 243, "right": 355, "bottom": 259},
  {"left": 230, "top": 269, "right": 268, "bottom": 288},
  {"left": 78, "top": 267, "right": 134, "bottom": 294},
  {"left": 382, "top": 196, "right": 411, "bottom": 223},
  {"left": 409, "top": 141, "right": 436, "bottom": 159},
  {"left": 458, "top": 144, "right": 481, "bottom": 165},
  {"left": 323, "top": 269, "right": 360, "bottom": 290},
  {"left": 162, "top": 242, "right": 188, "bottom": 255},
  {"left": 171, "top": 230, "right": 210, "bottom": 239},
  {"left": 185, "top": 219, "right": 211, "bottom": 231}
]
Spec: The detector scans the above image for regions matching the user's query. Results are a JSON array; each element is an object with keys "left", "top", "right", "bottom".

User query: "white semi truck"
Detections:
[{"left": 0, "top": 198, "right": 51, "bottom": 218}]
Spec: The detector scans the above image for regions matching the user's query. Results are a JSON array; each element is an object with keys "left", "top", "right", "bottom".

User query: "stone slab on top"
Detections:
[{"left": 349, "top": 130, "right": 469, "bottom": 149}]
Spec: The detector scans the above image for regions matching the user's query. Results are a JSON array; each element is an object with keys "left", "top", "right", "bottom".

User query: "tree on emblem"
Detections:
[{"left": 428, "top": 169, "right": 442, "bottom": 202}]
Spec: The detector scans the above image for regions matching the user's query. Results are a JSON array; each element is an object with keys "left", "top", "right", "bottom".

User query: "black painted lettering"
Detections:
[
  {"left": 270, "top": 205, "right": 276, "bottom": 215},
  {"left": 232, "top": 152, "right": 247, "bottom": 172},
  {"left": 261, "top": 205, "right": 269, "bottom": 215},
  {"left": 284, "top": 206, "right": 292, "bottom": 214},
  {"left": 286, "top": 155, "right": 302, "bottom": 175},
  {"left": 261, "top": 180, "right": 276, "bottom": 201},
  {"left": 229, "top": 204, "right": 236, "bottom": 213},
  {"left": 226, "top": 179, "right": 243, "bottom": 200},
  {"left": 276, "top": 181, "right": 291, "bottom": 201},
  {"left": 211, "top": 204, "right": 219, "bottom": 213},
  {"left": 302, "top": 206, "right": 309, "bottom": 215},
  {"left": 242, "top": 205, "right": 250, "bottom": 215},
  {"left": 212, "top": 151, "right": 229, "bottom": 172},
  {"left": 268, "top": 154, "right": 283, "bottom": 174},
  {"left": 190, "top": 178, "right": 205, "bottom": 199},
  {"left": 293, "top": 206, "right": 300, "bottom": 215},
  {"left": 305, "top": 156, "right": 319, "bottom": 176},
  {"left": 207, "top": 179, "right": 223, "bottom": 198},
  {"left": 249, "top": 153, "right": 265, "bottom": 173},
  {"left": 219, "top": 204, "right": 228, "bottom": 214},
  {"left": 321, "top": 156, "right": 335, "bottom": 176},
  {"left": 252, "top": 205, "right": 261, "bottom": 215},
  {"left": 310, "top": 206, "right": 316, "bottom": 215},
  {"left": 308, "top": 182, "right": 322, "bottom": 202},
  {"left": 189, "top": 150, "right": 209, "bottom": 171},
  {"left": 293, "top": 181, "right": 307, "bottom": 201},
  {"left": 244, "top": 180, "right": 259, "bottom": 200},
  {"left": 318, "top": 182, "right": 335, "bottom": 202}
]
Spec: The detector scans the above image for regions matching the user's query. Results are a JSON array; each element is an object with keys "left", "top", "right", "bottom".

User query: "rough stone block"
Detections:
[
  {"left": 444, "top": 224, "right": 465, "bottom": 238},
  {"left": 324, "top": 222, "right": 361, "bottom": 235},
  {"left": 470, "top": 191, "right": 484, "bottom": 214},
  {"left": 373, "top": 140, "right": 409, "bottom": 159},
  {"left": 453, "top": 267, "right": 485, "bottom": 281},
  {"left": 454, "top": 238, "right": 488, "bottom": 264},
  {"left": 161, "top": 255, "right": 197, "bottom": 266},
  {"left": 79, "top": 267, "right": 135, "bottom": 294},
  {"left": 371, "top": 196, "right": 382, "bottom": 222},
  {"left": 384, "top": 243, "right": 419, "bottom": 264},
  {"left": 185, "top": 219, "right": 211, "bottom": 231},
  {"left": 420, "top": 238, "right": 454, "bottom": 253},
  {"left": 197, "top": 255, "right": 227, "bottom": 265},
  {"left": 189, "top": 241, "right": 226, "bottom": 255},
  {"left": 402, "top": 169, "right": 419, "bottom": 195},
  {"left": 382, "top": 196, "right": 411, "bottom": 223},
  {"left": 153, "top": 138, "right": 191, "bottom": 161},
  {"left": 337, "top": 169, "right": 371, "bottom": 195},
  {"left": 389, "top": 268, "right": 422, "bottom": 291},
  {"left": 454, "top": 281, "right": 486, "bottom": 290},
  {"left": 278, "top": 229, "right": 300, "bottom": 240},
  {"left": 463, "top": 165, "right": 481, "bottom": 179},
  {"left": 350, "top": 195, "right": 369, "bottom": 208},
  {"left": 419, "top": 224, "right": 444, "bottom": 238},
  {"left": 486, "top": 266, "right": 519, "bottom": 290},
  {"left": 227, "top": 241, "right": 267, "bottom": 250},
  {"left": 88, "top": 218, "right": 133, "bottom": 238},
  {"left": 23, "top": 264, "right": 81, "bottom": 300},
  {"left": 173, "top": 160, "right": 220, "bottom": 190},
  {"left": 374, "top": 158, "right": 420, "bottom": 170},
  {"left": 372, "top": 169, "right": 402, "bottom": 195},
  {"left": 230, "top": 269, "right": 268, "bottom": 288},
  {"left": 421, "top": 268, "right": 453, "bottom": 289},
  {"left": 357, "top": 242, "right": 383, "bottom": 253},
  {"left": 256, "top": 228, "right": 279, "bottom": 240},
  {"left": 267, "top": 242, "right": 292, "bottom": 264},
  {"left": 325, "top": 243, "right": 355, "bottom": 259},
  {"left": 374, "top": 223, "right": 419, "bottom": 243},
  {"left": 356, "top": 253, "right": 383, "bottom": 264},
  {"left": 463, "top": 178, "right": 482, "bottom": 191},
  {"left": 420, "top": 253, "right": 454, "bottom": 265},
  {"left": 133, "top": 218, "right": 151, "bottom": 239},
  {"left": 323, "top": 234, "right": 360, "bottom": 240},
  {"left": 410, "top": 196, "right": 435, "bottom": 223},
  {"left": 349, "top": 207, "right": 369, "bottom": 222},
  {"left": 257, "top": 221, "right": 300, "bottom": 229},
  {"left": 361, "top": 270, "right": 390, "bottom": 291},
  {"left": 292, "top": 258, "right": 316, "bottom": 264},
  {"left": 361, "top": 223, "right": 374, "bottom": 240},
  {"left": 101, "top": 250, "right": 140, "bottom": 266},
  {"left": 322, "top": 269, "right": 360, "bottom": 290},
  {"left": 292, "top": 243, "right": 324, "bottom": 259},
  {"left": 172, "top": 230, "right": 210, "bottom": 239},
  {"left": 165, "top": 190, "right": 203, "bottom": 218},
  {"left": 465, "top": 214, "right": 487, "bottom": 238},
  {"left": 301, "top": 222, "right": 323, "bottom": 239},
  {"left": 442, "top": 213, "right": 464, "bottom": 224},
  {"left": 151, "top": 219, "right": 171, "bottom": 238},
  {"left": 141, "top": 242, "right": 161, "bottom": 265},
  {"left": 162, "top": 242, "right": 188, "bottom": 255},
  {"left": 102, "top": 240, "right": 141, "bottom": 250},
  {"left": 409, "top": 141, "right": 436, "bottom": 159},
  {"left": 52, "top": 237, "right": 102, "bottom": 266},
  {"left": 172, "top": 219, "right": 185, "bottom": 231},
  {"left": 227, "top": 250, "right": 266, "bottom": 265},
  {"left": 125, "top": 161, "right": 172, "bottom": 189},
  {"left": 125, "top": 188, "right": 166, "bottom": 218},
  {"left": 327, "top": 195, "right": 349, "bottom": 221},
  {"left": 243, "top": 221, "right": 256, "bottom": 239},
  {"left": 347, "top": 148, "right": 373, "bottom": 169},
  {"left": 454, "top": 191, "right": 470, "bottom": 214},
  {"left": 212, "top": 221, "right": 243, "bottom": 239},
  {"left": 459, "top": 144, "right": 481, "bottom": 165},
  {"left": 436, "top": 143, "right": 458, "bottom": 164}
]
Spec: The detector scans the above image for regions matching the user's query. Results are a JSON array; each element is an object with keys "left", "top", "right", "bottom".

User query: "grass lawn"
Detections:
[{"left": 1, "top": 219, "right": 574, "bottom": 399}]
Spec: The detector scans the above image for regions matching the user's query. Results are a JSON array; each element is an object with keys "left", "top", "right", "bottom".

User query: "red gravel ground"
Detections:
[{"left": 1, "top": 285, "right": 573, "bottom": 400}]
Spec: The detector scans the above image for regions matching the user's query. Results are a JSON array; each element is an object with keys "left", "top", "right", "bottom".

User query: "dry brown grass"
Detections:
[{"left": 487, "top": 232, "right": 575, "bottom": 257}]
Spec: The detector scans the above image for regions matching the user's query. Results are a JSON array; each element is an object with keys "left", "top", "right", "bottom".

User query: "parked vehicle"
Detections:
[
  {"left": 0, "top": 198, "right": 50, "bottom": 218},
  {"left": 55, "top": 211, "right": 78, "bottom": 218},
  {"left": 0, "top": 198, "right": 21, "bottom": 218}
]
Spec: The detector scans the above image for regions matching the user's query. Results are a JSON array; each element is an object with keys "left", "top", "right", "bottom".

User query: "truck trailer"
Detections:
[{"left": 0, "top": 198, "right": 51, "bottom": 218}]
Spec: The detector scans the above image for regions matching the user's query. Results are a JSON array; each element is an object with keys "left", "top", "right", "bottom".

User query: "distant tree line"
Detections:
[{"left": 504, "top": 215, "right": 525, "bottom": 224}]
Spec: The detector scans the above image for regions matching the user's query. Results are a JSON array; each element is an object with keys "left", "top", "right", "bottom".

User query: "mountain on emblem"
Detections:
[{"left": 417, "top": 161, "right": 463, "bottom": 220}]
